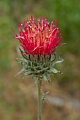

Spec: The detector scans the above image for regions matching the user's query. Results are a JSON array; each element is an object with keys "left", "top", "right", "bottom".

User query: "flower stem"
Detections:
[{"left": 38, "top": 78, "right": 42, "bottom": 120}]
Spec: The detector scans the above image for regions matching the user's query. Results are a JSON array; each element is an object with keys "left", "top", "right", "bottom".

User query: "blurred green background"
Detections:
[{"left": 0, "top": 0, "right": 80, "bottom": 120}]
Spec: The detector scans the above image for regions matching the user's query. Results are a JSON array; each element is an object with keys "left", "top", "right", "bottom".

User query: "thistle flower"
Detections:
[
  {"left": 15, "top": 16, "right": 61, "bottom": 55},
  {"left": 15, "top": 16, "right": 63, "bottom": 120},
  {"left": 15, "top": 16, "right": 63, "bottom": 82}
]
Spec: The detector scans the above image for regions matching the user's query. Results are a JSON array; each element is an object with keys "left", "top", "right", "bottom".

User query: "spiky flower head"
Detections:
[
  {"left": 15, "top": 16, "right": 63, "bottom": 82},
  {"left": 15, "top": 16, "right": 61, "bottom": 55}
]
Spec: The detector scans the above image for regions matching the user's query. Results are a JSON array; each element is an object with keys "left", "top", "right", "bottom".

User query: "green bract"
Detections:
[{"left": 16, "top": 49, "right": 63, "bottom": 83}]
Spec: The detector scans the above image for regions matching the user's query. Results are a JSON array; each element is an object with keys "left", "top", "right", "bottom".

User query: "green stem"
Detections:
[{"left": 38, "top": 78, "right": 42, "bottom": 120}]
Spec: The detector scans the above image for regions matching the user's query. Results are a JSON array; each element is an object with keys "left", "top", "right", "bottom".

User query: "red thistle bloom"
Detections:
[{"left": 15, "top": 16, "right": 61, "bottom": 55}]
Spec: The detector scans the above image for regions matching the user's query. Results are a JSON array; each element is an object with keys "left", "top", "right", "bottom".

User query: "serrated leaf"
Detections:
[{"left": 50, "top": 68, "right": 60, "bottom": 73}]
